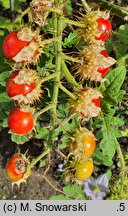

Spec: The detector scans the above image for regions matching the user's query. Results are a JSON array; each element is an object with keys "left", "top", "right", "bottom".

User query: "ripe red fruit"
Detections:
[
  {"left": 2, "top": 28, "right": 39, "bottom": 63},
  {"left": 8, "top": 107, "right": 34, "bottom": 135},
  {"left": 98, "top": 50, "right": 110, "bottom": 76},
  {"left": 6, "top": 155, "right": 27, "bottom": 182},
  {"left": 92, "top": 98, "right": 100, "bottom": 107},
  {"left": 96, "top": 18, "right": 112, "bottom": 41},
  {"left": 2, "top": 32, "right": 30, "bottom": 61},
  {"left": 6, "top": 71, "right": 36, "bottom": 97}
]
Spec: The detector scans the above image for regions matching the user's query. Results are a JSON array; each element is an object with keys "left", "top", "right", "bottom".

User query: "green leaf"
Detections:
[
  {"left": 0, "top": 16, "right": 13, "bottom": 31},
  {"left": 105, "top": 170, "right": 112, "bottom": 180},
  {"left": 63, "top": 31, "right": 79, "bottom": 48},
  {"left": 99, "top": 66, "right": 126, "bottom": 105},
  {"left": 63, "top": 184, "right": 85, "bottom": 199},
  {"left": 0, "top": 71, "right": 10, "bottom": 86},
  {"left": 50, "top": 183, "right": 85, "bottom": 200},
  {"left": 11, "top": 133, "right": 29, "bottom": 144},
  {"left": 50, "top": 195, "right": 70, "bottom": 200},
  {"left": 93, "top": 112, "right": 124, "bottom": 165},
  {"left": 64, "top": 0, "right": 72, "bottom": 15},
  {"left": 0, "top": 0, "right": 9, "bottom": 8},
  {"left": 93, "top": 148, "right": 113, "bottom": 166},
  {"left": 39, "top": 160, "right": 45, "bottom": 168},
  {"left": 35, "top": 123, "right": 49, "bottom": 139},
  {"left": 0, "top": 92, "right": 11, "bottom": 102},
  {"left": 58, "top": 102, "right": 70, "bottom": 118},
  {"left": 99, "top": 66, "right": 126, "bottom": 94},
  {"left": 116, "top": 24, "right": 128, "bottom": 45}
]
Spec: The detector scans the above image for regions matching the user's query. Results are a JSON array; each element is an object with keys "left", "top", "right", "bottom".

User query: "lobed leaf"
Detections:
[
  {"left": 11, "top": 133, "right": 29, "bottom": 144},
  {"left": 63, "top": 31, "right": 79, "bottom": 48}
]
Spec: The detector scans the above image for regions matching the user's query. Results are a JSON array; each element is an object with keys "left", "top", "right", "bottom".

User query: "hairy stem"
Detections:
[
  {"left": 34, "top": 104, "right": 54, "bottom": 121},
  {"left": 48, "top": 0, "right": 63, "bottom": 143},
  {"left": 62, "top": 17, "right": 85, "bottom": 28},
  {"left": 30, "top": 148, "right": 51, "bottom": 168},
  {"left": 57, "top": 83, "right": 77, "bottom": 99},
  {"left": 62, "top": 53, "right": 81, "bottom": 63},
  {"left": 41, "top": 73, "right": 57, "bottom": 83},
  {"left": 61, "top": 61, "right": 81, "bottom": 89}
]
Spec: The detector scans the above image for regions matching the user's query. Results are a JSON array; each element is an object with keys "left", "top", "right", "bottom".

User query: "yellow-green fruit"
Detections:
[
  {"left": 75, "top": 160, "right": 94, "bottom": 180},
  {"left": 70, "top": 128, "right": 96, "bottom": 159}
]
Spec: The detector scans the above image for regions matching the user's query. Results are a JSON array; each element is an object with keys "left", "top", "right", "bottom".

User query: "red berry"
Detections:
[
  {"left": 2, "top": 32, "right": 30, "bottom": 60},
  {"left": 92, "top": 98, "right": 100, "bottom": 107},
  {"left": 6, "top": 155, "right": 27, "bottom": 182},
  {"left": 6, "top": 71, "right": 36, "bottom": 97},
  {"left": 2, "top": 28, "right": 39, "bottom": 63},
  {"left": 8, "top": 107, "right": 34, "bottom": 135},
  {"left": 96, "top": 18, "right": 112, "bottom": 41},
  {"left": 98, "top": 50, "right": 110, "bottom": 76}
]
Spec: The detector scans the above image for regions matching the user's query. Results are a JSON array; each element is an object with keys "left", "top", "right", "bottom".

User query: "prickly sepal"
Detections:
[
  {"left": 70, "top": 128, "right": 96, "bottom": 160},
  {"left": 77, "top": 43, "right": 116, "bottom": 82},
  {"left": 30, "top": 0, "right": 53, "bottom": 26},
  {"left": 12, "top": 27, "right": 44, "bottom": 63},
  {"left": 10, "top": 68, "right": 43, "bottom": 105},
  {"left": 78, "top": 10, "right": 111, "bottom": 43},
  {"left": 70, "top": 87, "right": 102, "bottom": 121}
]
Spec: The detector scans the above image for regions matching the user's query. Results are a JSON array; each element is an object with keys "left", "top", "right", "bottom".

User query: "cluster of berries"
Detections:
[
  {"left": 3, "top": 27, "right": 44, "bottom": 135},
  {"left": 68, "top": 10, "right": 115, "bottom": 181}
]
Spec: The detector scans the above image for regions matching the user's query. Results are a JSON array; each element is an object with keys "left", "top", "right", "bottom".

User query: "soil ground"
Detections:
[{"left": 0, "top": 129, "right": 59, "bottom": 200}]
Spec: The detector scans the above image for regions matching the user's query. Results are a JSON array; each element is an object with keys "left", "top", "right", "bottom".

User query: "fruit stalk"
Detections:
[
  {"left": 41, "top": 73, "right": 57, "bottom": 83},
  {"left": 30, "top": 148, "right": 51, "bottom": 168},
  {"left": 62, "top": 18, "right": 85, "bottom": 28},
  {"left": 34, "top": 104, "right": 54, "bottom": 121},
  {"left": 57, "top": 83, "right": 77, "bottom": 100},
  {"left": 61, "top": 61, "right": 81, "bottom": 89},
  {"left": 62, "top": 53, "right": 81, "bottom": 63}
]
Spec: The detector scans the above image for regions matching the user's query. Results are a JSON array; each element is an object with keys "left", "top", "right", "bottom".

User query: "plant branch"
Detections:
[
  {"left": 41, "top": 73, "right": 57, "bottom": 83},
  {"left": 48, "top": 0, "right": 63, "bottom": 143},
  {"left": 34, "top": 104, "right": 54, "bottom": 121},
  {"left": 62, "top": 17, "right": 85, "bottom": 28},
  {"left": 30, "top": 148, "right": 51, "bottom": 168},
  {"left": 61, "top": 61, "right": 81, "bottom": 89},
  {"left": 57, "top": 83, "right": 77, "bottom": 99},
  {"left": 62, "top": 53, "right": 81, "bottom": 63}
]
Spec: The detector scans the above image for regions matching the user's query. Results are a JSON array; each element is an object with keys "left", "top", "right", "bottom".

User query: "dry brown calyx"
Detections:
[
  {"left": 30, "top": 0, "right": 53, "bottom": 26},
  {"left": 70, "top": 88, "right": 102, "bottom": 121},
  {"left": 77, "top": 43, "right": 116, "bottom": 82},
  {"left": 12, "top": 69, "right": 43, "bottom": 105}
]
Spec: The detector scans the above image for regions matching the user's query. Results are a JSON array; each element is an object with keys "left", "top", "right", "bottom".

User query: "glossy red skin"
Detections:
[
  {"left": 6, "top": 155, "right": 25, "bottom": 181},
  {"left": 98, "top": 50, "right": 110, "bottom": 76},
  {"left": 92, "top": 98, "right": 100, "bottom": 107},
  {"left": 2, "top": 32, "right": 30, "bottom": 60},
  {"left": 8, "top": 108, "right": 34, "bottom": 135},
  {"left": 96, "top": 18, "right": 112, "bottom": 41},
  {"left": 6, "top": 72, "right": 36, "bottom": 97}
]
